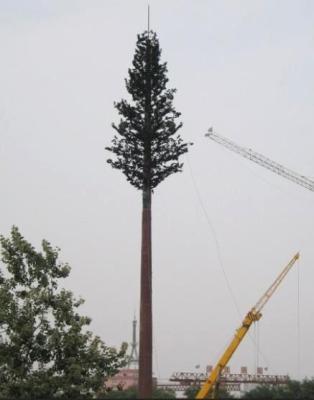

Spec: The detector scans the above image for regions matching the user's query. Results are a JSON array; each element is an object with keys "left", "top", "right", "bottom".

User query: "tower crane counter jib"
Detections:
[{"left": 196, "top": 253, "right": 300, "bottom": 399}]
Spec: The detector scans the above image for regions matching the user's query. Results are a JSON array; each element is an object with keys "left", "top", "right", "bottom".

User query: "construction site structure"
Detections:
[
  {"left": 156, "top": 369, "right": 289, "bottom": 393},
  {"left": 196, "top": 252, "right": 300, "bottom": 399},
  {"left": 205, "top": 128, "right": 314, "bottom": 192}
]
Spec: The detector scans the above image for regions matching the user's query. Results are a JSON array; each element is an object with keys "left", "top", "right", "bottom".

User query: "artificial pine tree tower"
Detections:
[{"left": 106, "top": 31, "right": 190, "bottom": 398}]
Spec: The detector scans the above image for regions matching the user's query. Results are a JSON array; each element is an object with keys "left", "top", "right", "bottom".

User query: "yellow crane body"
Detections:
[{"left": 196, "top": 252, "right": 299, "bottom": 399}]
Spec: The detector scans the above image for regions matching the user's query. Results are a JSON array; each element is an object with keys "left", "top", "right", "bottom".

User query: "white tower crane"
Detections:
[{"left": 205, "top": 128, "right": 314, "bottom": 192}]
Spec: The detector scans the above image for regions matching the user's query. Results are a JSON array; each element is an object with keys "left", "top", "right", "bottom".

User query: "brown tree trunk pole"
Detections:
[
  {"left": 138, "top": 34, "right": 153, "bottom": 399},
  {"left": 138, "top": 188, "right": 152, "bottom": 398}
]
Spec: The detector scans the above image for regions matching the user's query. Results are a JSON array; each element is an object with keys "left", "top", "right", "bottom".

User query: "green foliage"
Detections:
[
  {"left": 0, "top": 227, "right": 127, "bottom": 400},
  {"left": 101, "top": 386, "right": 175, "bottom": 399},
  {"left": 241, "top": 385, "right": 276, "bottom": 399},
  {"left": 184, "top": 384, "right": 234, "bottom": 399},
  {"left": 152, "top": 387, "right": 176, "bottom": 399},
  {"left": 241, "top": 378, "right": 314, "bottom": 399},
  {"left": 106, "top": 31, "right": 190, "bottom": 190},
  {"left": 184, "top": 385, "right": 200, "bottom": 399},
  {"left": 100, "top": 386, "right": 137, "bottom": 399}
]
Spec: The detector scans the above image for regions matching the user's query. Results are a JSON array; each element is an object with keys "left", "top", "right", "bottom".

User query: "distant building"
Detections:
[
  {"left": 223, "top": 366, "right": 230, "bottom": 374},
  {"left": 105, "top": 368, "right": 157, "bottom": 391},
  {"left": 256, "top": 367, "right": 264, "bottom": 375},
  {"left": 206, "top": 365, "right": 213, "bottom": 374},
  {"left": 241, "top": 366, "right": 248, "bottom": 374},
  {"left": 105, "top": 368, "right": 138, "bottom": 391}
]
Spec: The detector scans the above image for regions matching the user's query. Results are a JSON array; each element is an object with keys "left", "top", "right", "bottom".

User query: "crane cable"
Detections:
[
  {"left": 186, "top": 154, "right": 241, "bottom": 317},
  {"left": 206, "top": 130, "right": 304, "bottom": 377},
  {"left": 186, "top": 153, "right": 270, "bottom": 368},
  {"left": 253, "top": 320, "right": 260, "bottom": 373},
  {"left": 297, "top": 261, "right": 301, "bottom": 379}
]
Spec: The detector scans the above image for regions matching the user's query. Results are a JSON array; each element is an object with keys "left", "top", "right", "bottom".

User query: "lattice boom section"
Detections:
[
  {"left": 206, "top": 130, "right": 314, "bottom": 192},
  {"left": 157, "top": 382, "right": 241, "bottom": 392},
  {"left": 169, "top": 371, "right": 289, "bottom": 385}
]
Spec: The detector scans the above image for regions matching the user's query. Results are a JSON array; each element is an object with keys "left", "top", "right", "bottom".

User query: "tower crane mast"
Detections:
[
  {"left": 205, "top": 128, "right": 314, "bottom": 192},
  {"left": 196, "top": 253, "right": 300, "bottom": 399}
]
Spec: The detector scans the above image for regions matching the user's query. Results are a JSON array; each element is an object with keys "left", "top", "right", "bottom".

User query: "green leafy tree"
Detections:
[
  {"left": 184, "top": 385, "right": 200, "bottom": 399},
  {"left": 0, "top": 226, "right": 127, "bottom": 400},
  {"left": 100, "top": 387, "right": 138, "bottom": 399},
  {"left": 184, "top": 384, "right": 234, "bottom": 399},
  {"left": 106, "top": 30, "right": 190, "bottom": 398},
  {"left": 241, "top": 385, "right": 276, "bottom": 399},
  {"left": 151, "top": 387, "right": 176, "bottom": 399},
  {"left": 301, "top": 378, "right": 314, "bottom": 399},
  {"left": 184, "top": 385, "right": 234, "bottom": 399},
  {"left": 101, "top": 386, "right": 175, "bottom": 399},
  {"left": 242, "top": 378, "right": 314, "bottom": 399}
]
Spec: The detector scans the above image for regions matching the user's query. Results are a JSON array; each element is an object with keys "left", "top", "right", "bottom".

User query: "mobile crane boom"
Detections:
[
  {"left": 205, "top": 128, "right": 314, "bottom": 192},
  {"left": 196, "top": 252, "right": 300, "bottom": 399}
]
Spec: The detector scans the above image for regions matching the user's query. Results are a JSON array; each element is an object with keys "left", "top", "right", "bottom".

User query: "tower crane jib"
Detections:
[{"left": 205, "top": 128, "right": 314, "bottom": 192}]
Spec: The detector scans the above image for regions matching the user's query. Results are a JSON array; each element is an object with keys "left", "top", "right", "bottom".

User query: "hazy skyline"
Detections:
[{"left": 1, "top": 0, "right": 314, "bottom": 382}]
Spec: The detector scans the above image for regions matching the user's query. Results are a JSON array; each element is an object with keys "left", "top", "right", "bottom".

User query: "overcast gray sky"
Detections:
[{"left": 1, "top": 0, "right": 314, "bottom": 382}]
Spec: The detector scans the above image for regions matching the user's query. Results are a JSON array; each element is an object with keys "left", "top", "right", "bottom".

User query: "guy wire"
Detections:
[{"left": 186, "top": 153, "right": 270, "bottom": 368}]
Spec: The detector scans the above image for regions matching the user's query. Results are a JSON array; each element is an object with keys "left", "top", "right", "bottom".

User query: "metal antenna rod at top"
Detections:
[{"left": 147, "top": 3, "right": 150, "bottom": 36}]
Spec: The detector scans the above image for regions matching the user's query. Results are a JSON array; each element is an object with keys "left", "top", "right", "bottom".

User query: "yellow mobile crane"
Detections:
[{"left": 196, "top": 252, "right": 300, "bottom": 399}]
